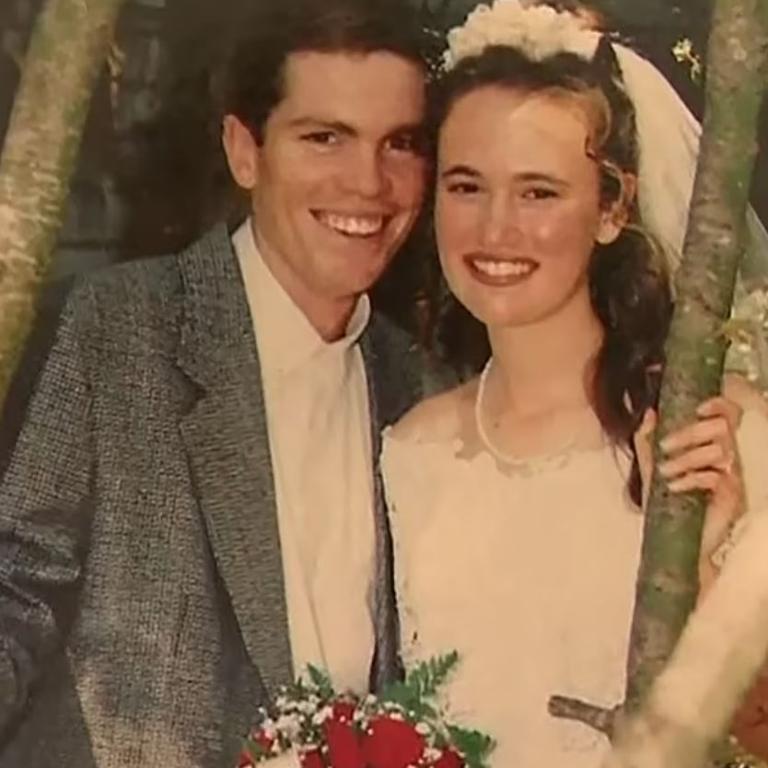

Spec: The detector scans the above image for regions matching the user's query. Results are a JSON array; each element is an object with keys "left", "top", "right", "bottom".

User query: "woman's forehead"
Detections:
[{"left": 439, "top": 86, "right": 597, "bottom": 168}]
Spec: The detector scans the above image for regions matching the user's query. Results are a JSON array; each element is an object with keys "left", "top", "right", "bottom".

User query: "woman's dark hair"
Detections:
[
  {"left": 223, "top": 0, "right": 430, "bottom": 143},
  {"left": 431, "top": 40, "right": 673, "bottom": 505}
]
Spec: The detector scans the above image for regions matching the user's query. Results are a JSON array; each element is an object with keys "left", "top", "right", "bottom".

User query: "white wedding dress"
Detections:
[{"left": 381, "top": 403, "right": 768, "bottom": 768}]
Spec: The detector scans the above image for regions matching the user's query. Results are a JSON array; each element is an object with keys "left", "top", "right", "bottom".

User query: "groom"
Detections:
[{"left": 0, "top": 0, "right": 437, "bottom": 764}]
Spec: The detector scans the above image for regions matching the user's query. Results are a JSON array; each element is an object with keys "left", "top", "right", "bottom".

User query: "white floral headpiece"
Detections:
[{"left": 442, "top": 0, "right": 600, "bottom": 70}]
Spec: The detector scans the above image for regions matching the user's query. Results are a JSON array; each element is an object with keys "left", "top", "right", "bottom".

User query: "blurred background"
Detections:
[{"left": 1, "top": 0, "right": 765, "bottom": 334}]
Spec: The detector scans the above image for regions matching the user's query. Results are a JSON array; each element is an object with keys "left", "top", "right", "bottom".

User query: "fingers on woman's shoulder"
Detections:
[
  {"left": 723, "top": 373, "right": 768, "bottom": 418},
  {"left": 390, "top": 381, "right": 475, "bottom": 443}
]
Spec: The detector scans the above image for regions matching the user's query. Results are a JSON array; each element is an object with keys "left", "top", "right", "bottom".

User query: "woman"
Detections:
[{"left": 381, "top": 2, "right": 768, "bottom": 766}]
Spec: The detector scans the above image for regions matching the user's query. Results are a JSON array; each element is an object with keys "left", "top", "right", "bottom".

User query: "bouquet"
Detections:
[{"left": 237, "top": 652, "right": 494, "bottom": 768}]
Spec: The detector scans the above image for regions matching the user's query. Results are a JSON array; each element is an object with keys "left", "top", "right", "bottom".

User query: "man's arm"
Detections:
[{"left": 0, "top": 281, "right": 94, "bottom": 736}]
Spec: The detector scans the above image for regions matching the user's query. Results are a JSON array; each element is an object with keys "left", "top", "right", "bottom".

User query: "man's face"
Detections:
[{"left": 224, "top": 50, "right": 427, "bottom": 318}]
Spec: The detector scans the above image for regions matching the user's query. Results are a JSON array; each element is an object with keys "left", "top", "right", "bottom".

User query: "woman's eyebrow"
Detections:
[{"left": 441, "top": 164, "right": 481, "bottom": 179}]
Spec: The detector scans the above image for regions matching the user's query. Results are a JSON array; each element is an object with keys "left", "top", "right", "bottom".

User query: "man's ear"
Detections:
[
  {"left": 596, "top": 171, "right": 637, "bottom": 245},
  {"left": 222, "top": 114, "right": 259, "bottom": 190}
]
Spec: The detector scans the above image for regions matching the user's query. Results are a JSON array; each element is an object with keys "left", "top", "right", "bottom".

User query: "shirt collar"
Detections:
[{"left": 233, "top": 218, "right": 370, "bottom": 379}]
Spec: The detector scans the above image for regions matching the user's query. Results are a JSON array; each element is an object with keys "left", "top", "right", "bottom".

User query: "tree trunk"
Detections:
[
  {"left": 0, "top": 0, "right": 126, "bottom": 406},
  {"left": 609, "top": 0, "right": 768, "bottom": 764},
  {"left": 625, "top": 0, "right": 768, "bottom": 709}
]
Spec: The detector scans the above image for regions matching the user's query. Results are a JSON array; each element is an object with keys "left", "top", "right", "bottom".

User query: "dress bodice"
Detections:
[{"left": 381, "top": 407, "right": 768, "bottom": 768}]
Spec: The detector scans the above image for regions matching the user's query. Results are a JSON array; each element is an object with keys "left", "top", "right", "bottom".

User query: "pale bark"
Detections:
[{"left": 0, "top": 0, "right": 126, "bottom": 406}]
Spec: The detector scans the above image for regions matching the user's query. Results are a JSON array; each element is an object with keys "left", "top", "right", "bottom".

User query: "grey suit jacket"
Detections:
[{"left": 0, "top": 225, "right": 432, "bottom": 767}]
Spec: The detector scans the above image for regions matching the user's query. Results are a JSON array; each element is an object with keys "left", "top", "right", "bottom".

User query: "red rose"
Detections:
[
  {"left": 332, "top": 700, "right": 357, "bottom": 724},
  {"left": 433, "top": 748, "right": 464, "bottom": 768},
  {"left": 324, "top": 718, "right": 366, "bottom": 768},
  {"left": 300, "top": 748, "right": 326, "bottom": 768},
  {"left": 252, "top": 730, "right": 274, "bottom": 752},
  {"left": 361, "top": 715, "right": 425, "bottom": 768},
  {"left": 239, "top": 728, "right": 274, "bottom": 766}
]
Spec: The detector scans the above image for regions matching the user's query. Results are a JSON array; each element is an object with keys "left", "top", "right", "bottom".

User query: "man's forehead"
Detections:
[{"left": 280, "top": 49, "right": 425, "bottom": 100}]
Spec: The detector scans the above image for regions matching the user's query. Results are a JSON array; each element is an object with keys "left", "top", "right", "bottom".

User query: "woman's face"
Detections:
[{"left": 435, "top": 85, "right": 621, "bottom": 329}]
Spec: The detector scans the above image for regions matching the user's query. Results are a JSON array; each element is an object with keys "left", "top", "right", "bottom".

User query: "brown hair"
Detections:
[{"left": 223, "top": 0, "right": 430, "bottom": 144}]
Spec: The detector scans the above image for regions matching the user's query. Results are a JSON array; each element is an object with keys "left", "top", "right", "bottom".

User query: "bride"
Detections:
[{"left": 381, "top": 2, "right": 768, "bottom": 766}]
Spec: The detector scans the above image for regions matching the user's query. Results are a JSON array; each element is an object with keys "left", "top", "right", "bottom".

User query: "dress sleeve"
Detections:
[
  {"left": 728, "top": 403, "right": 768, "bottom": 760},
  {"left": 737, "top": 404, "right": 768, "bottom": 516}
]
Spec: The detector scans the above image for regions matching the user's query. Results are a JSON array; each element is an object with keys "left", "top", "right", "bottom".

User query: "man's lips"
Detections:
[
  {"left": 464, "top": 254, "right": 540, "bottom": 286},
  {"left": 312, "top": 210, "right": 390, "bottom": 238}
]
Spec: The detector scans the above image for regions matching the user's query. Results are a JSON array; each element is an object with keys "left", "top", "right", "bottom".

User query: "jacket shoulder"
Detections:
[{"left": 365, "top": 312, "right": 457, "bottom": 426}]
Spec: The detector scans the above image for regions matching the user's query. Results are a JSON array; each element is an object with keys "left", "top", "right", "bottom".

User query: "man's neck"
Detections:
[
  {"left": 299, "top": 294, "right": 358, "bottom": 342},
  {"left": 252, "top": 225, "right": 359, "bottom": 342}
]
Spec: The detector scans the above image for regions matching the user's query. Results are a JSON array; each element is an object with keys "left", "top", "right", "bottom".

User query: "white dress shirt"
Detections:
[{"left": 232, "top": 220, "right": 376, "bottom": 694}]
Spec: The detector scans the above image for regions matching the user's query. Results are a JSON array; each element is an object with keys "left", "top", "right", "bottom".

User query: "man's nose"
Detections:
[{"left": 340, "top": 146, "right": 391, "bottom": 198}]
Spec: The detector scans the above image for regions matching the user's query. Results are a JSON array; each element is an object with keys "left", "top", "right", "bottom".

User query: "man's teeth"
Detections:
[
  {"left": 319, "top": 213, "right": 384, "bottom": 236},
  {"left": 473, "top": 258, "right": 535, "bottom": 277}
]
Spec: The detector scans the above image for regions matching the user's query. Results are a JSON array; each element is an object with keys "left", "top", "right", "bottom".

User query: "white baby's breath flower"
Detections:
[
  {"left": 311, "top": 705, "right": 334, "bottom": 726},
  {"left": 276, "top": 713, "right": 302, "bottom": 740}
]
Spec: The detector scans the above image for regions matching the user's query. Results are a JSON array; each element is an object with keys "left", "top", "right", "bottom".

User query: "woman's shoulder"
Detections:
[{"left": 387, "top": 378, "right": 478, "bottom": 446}]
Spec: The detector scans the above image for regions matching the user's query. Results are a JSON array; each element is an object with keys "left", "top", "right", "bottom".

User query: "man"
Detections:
[{"left": 0, "top": 0, "right": 436, "bottom": 764}]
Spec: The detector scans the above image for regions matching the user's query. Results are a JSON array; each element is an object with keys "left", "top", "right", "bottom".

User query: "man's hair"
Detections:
[{"left": 223, "top": 0, "right": 428, "bottom": 143}]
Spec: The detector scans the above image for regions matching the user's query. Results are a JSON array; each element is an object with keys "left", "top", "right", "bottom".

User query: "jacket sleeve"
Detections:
[{"left": 0, "top": 282, "right": 94, "bottom": 734}]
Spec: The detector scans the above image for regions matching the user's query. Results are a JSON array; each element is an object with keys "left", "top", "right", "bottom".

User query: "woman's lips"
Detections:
[{"left": 464, "top": 254, "right": 539, "bottom": 286}]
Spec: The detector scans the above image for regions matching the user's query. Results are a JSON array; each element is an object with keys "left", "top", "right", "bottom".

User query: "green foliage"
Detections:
[
  {"left": 379, "top": 651, "right": 459, "bottom": 721},
  {"left": 306, "top": 663, "right": 335, "bottom": 700},
  {"left": 446, "top": 725, "right": 496, "bottom": 768}
]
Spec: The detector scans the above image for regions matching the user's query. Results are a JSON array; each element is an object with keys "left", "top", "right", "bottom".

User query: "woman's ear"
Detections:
[
  {"left": 221, "top": 114, "right": 260, "bottom": 190},
  {"left": 597, "top": 171, "right": 637, "bottom": 244}
]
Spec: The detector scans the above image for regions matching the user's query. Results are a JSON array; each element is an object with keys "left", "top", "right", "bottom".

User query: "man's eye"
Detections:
[
  {"left": 301, "top": 131, "right": 338, "bottom": 146},
  {"left": 386, "top": 131, "right": 424, "bottom": 155}
]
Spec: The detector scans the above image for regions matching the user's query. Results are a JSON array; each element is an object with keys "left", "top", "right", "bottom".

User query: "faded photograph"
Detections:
[{"left": 1, "top": 1, "right": 767, "bottom": 767}]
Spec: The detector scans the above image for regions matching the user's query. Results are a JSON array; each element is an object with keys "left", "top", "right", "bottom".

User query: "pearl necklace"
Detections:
[{"left": 474, "top": 357, "right": 580, "bottom": 470}]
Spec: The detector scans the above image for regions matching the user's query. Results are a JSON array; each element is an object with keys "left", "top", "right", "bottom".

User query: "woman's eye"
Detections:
[
  {"left": 522, "top": 187, "right": 558, "bottom": 200},
  {"left": 446, "top": 181, "right": 481, "bottom": 195}
]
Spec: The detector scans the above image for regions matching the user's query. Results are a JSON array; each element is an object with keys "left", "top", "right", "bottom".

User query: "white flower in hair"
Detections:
[{"left": 442, "top": 0, "right": 599, "bottom": 69}]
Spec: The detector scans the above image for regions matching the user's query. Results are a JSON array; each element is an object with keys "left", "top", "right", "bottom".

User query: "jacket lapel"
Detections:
[
  {"left": 175, "top": 225, "right": 293, "bottom": 695},
  {"left": 361, "top": 326, "right": 404, "bottom": 691}
]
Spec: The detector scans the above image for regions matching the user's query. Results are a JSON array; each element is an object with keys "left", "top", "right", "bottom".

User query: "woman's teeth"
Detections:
[{"left": 472, "top": 258, "right": 535, "bottom": 277}]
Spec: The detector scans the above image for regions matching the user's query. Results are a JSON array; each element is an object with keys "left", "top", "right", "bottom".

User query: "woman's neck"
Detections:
[{"left": 486, "top": 299, "right": 604, "bottom": 416}]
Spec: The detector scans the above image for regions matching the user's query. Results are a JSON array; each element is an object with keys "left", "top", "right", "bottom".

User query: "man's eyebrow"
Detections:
[
  {"left": 389, "top": 121, "right": 426, "bottom": 135},
  {"left": 286, "top": 117, "right": 358, "bottom": 136},
  {"left": 286, "top": 118, "right": 425, "bottom": 139}
]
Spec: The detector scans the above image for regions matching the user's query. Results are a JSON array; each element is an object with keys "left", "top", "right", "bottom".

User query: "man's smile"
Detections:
[{"left": 312, "top": 210, "right": 389, "bottom": 238}]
